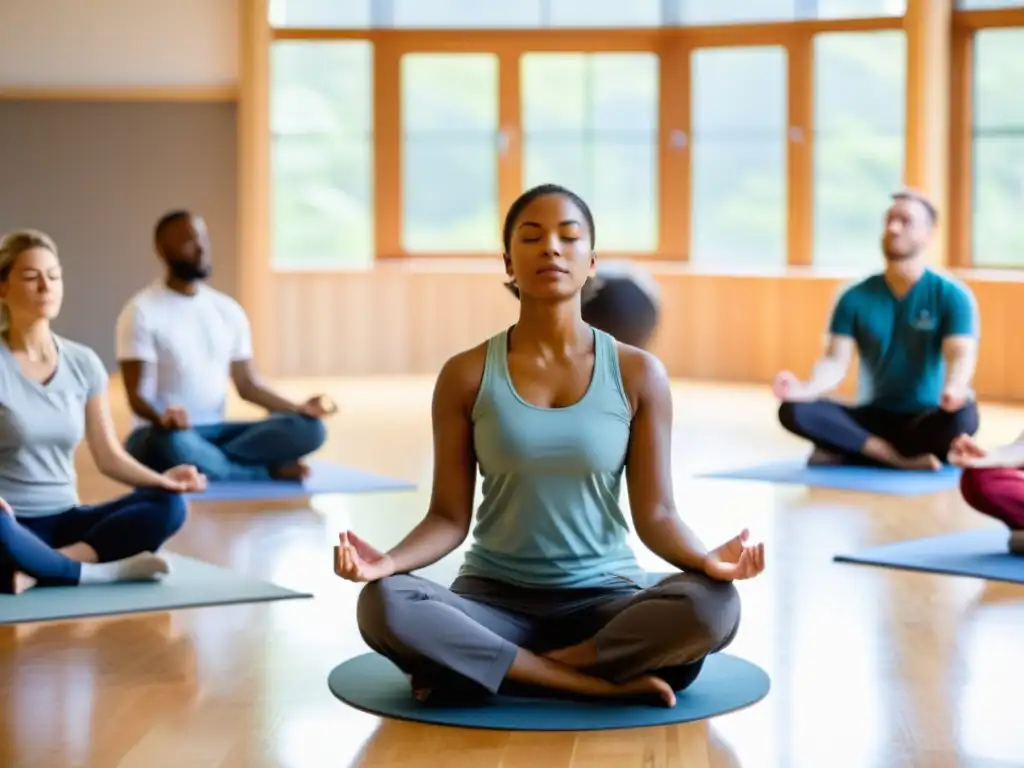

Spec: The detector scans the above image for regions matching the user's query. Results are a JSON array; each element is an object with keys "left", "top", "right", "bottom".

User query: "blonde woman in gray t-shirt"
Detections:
[{"left": 0, "top": 230, "right": 205, "bottom": 595}]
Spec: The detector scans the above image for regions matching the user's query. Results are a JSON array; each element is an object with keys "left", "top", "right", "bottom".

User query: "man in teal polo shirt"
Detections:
[{"left": 772, "top": 189, "right": 980, "bottom": 470}]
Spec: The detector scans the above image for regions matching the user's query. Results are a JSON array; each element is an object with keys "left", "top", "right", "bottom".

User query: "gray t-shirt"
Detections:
[{"left": 0, "top": 335, "right": 108, "bottom": 518}]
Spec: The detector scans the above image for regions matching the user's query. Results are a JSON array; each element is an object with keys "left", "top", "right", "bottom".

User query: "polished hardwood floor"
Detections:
[{"left": 1, "top": 377, "right": 1022, "bottom": 768}]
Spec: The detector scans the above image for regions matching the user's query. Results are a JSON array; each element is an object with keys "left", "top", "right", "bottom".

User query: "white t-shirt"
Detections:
[{"left": 115, "top": 280, "right": 252, "bottom": 427}]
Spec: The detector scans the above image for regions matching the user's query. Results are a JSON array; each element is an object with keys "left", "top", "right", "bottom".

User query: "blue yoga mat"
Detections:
[
  {"left": 697, "top": 459, "right": 962, "bottom": 496},
  {"left": 186, "top": 459, "right": 416, "bottom": 501},
  {"left": 834, "top": 528, "right": 1024, "bottom": 584},
  {"left": 0, "top": 554, "right": 311, "bottom": 625},
  {"left": 327, "top": 652, "right": 771, "bottom": 731}
]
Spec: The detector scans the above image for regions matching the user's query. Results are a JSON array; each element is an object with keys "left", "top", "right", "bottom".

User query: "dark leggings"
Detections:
[
  {"left": 0, "top": 488, "right": 188, "bottom": 589},
  {"left": 778, "top": 399, "right": 979, "bottom": 465}
]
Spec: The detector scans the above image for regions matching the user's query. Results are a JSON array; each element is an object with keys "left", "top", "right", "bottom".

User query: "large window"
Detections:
[
  {"left": 546, "top": 0, "right": 662, "bottom": 26},
  {"left": 520, "top": 53, "right": 660, "bottom": 252},
  {"left": 400, "top": 53, "right": 500, "bottom": 252},
  {"left": 270, "top": 41, "right": 374, "bottom": 269},
  {"left": 957, "top": 0, "right": 1024, "bottom": 8},
  {"left": 392, "top": 0, "right": 543, "bottom": 28},
  {"left": 689, "top": 46, "right": 788, "bottom": 269},
  {"left": 812, "top": 31, "right": 906, "bottom": 270},
  {"left": 972, "top": 27, "right": 1024, "bottom": 267},
  {"left": 264, "top": 3, "right": 972, "bottom": 271},
  {"left": 270, "top": 0, "right": 906, "bottom": 28},
  {"left": 269, "top": 0, "right": 371, "bottom": 27}
]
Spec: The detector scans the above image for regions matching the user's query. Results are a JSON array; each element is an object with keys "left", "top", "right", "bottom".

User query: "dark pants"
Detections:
[
  {"left": 0, "top": 488, "right": 188, "bottom": 589},
  {"left": 357, "top": 570, "right": 741, "bottom": 704},
  {"left": 778, "top": 399, "right": 979, "bottom": 465},
  {"left": 125, "top": 412, "right": 327, "bottom": 482}
]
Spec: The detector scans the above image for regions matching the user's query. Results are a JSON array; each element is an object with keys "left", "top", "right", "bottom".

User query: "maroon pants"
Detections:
[{"left": 960, "top": 468, "right": 1024, "bottom": 530}]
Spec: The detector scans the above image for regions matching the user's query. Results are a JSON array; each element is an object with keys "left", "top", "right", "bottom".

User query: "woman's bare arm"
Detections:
[
  {"left": 84, "top": 392, "right": 175, "bottom": 490},
  {"left": 621, "top": 348, "right": 709, "bottom": 573}
]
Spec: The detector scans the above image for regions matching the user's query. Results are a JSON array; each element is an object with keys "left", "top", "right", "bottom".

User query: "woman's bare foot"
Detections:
[
  {"left": 270, "top": 461, "right": 310, "bottom": 481},
  {"left": 615, "top": 675, "right": 677, "bottom": 707},
  {"left": 895, "top": 453, "right": 942, "bottom": 471},
  {"left": 2, "top": 569, "right": 36, "bottom": 594},
  {"left": 807, "top": 448, "right": 843, "bottom": 466},
  {"left": 15, "top": 572, "right": 36, "bottom": 593},
  {"left": 1009, "top": 530, "right": 1024, "bottom": 556}
]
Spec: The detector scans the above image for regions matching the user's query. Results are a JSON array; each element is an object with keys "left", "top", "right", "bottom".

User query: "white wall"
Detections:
[{"left": 0, "top": 0, "right": 239, "bottom": 88}]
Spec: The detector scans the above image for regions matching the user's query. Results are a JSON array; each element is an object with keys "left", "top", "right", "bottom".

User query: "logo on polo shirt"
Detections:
[{"left": 911, "top": 309, "right": 937, "bottom": 331}]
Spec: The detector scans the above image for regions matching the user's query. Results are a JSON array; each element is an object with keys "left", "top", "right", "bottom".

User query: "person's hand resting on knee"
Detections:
[
  {"left": 159, "top": 405, "right": 191, "bottom": 431},
  {"left": 298, "top": 395, "right": 337, "bottom": 418},
  {"left": 771, "top": 371, "right": 815, "bottom": 403},
  {"left": 702, "top": 529, "right": 766, "bottom": 582},
  {"left": 335, "top": 531, "right": 395, "bottom": 583},
  {"left": 940, "top": 385, "right": 969, "bottom": 413},
  {"left": 159, "top": 464, "right": 207, "bottom": 493}
]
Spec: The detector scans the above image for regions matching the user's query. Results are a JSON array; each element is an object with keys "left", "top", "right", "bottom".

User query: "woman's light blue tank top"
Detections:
[{"left": 460, "top": 326, "right": 644, "bottom": 589}]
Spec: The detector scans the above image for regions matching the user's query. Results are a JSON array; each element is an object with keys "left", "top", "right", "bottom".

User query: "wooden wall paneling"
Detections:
[
  {"left": 970, "top": 279, "right": 1007, "bottom": 398},
  {"left": 273, "top": 271, "right": 1023, "bottom": 401}
]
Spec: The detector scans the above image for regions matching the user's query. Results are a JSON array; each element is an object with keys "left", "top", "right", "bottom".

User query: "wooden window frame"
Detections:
[
  {"left": 260, "top": 16, "right": 904, "bottom": 268},
  {"left": 948, "top": 7, "right": 1024, "bottom": 269},
  {"left": 252, "top": 6, "right": 1024, "bottom": 274}
]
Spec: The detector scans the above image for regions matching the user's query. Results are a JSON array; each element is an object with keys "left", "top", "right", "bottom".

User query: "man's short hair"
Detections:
[
  {"left": 154, "top": 209, "right": 192, "bottom": 243},
  {"left": 891, "top": 188, "right": 938, "bottom": 227}
]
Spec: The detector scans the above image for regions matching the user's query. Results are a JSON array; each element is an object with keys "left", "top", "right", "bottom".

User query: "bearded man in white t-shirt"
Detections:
[{"left": 115, "top": 210, "right": 333, "bottom": 482}]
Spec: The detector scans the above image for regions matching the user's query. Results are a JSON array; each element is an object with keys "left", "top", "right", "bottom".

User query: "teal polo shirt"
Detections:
[{"left": 828, "top": 269, "right": 979, "bottom": 413}]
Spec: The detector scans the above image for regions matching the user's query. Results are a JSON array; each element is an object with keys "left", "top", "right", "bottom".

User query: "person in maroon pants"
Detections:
[{"left": 948, "top": 431, "right": 1024, "bottom": 554}]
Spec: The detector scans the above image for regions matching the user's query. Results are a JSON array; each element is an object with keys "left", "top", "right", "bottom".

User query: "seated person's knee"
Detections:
[
  {"left": 279, "top": 412, "right": 328, "bottom": 455},
  {"left": 356, "top": 575, "right": 413, "bottom": 641},
  {"left": 138, "top": 487, "right": 190, "bottom": 538},
  {"left": 959, "top": 467, "right": 1001, "bottom": 513},
  {"left": 663, "top": 574, "right": 741, "bottom": 653},
  {"left": 151, "top": 427, "right": 202, "bottom": 464},
  {"left": 777, "top": 400, "right": 804, "bottom": 433},
  {"left": 952, "top": 402, "right": 980, "bottom": 437},
  {"left": 703, "top": 581, "right": 742, "bottom": 649}
]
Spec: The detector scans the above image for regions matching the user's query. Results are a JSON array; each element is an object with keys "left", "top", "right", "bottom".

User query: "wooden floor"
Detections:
[{"left": 1, "top": 377, "right": 1023, "bottom": 768}]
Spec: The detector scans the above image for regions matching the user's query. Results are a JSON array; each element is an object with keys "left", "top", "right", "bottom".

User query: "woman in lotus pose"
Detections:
[
  {"left": 950, "top": 431, "right": 1024, "bottom": 554},
  {"left": 0, "top": 230, "right": 205, "bottom": 594},
  {"left": 335, "top": 184, "right": 765, "bottom": 707}
]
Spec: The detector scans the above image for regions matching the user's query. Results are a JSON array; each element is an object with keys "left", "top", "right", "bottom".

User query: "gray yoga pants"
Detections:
[{"left": 356, "top": 569, "right": 741, "bottom": 697}]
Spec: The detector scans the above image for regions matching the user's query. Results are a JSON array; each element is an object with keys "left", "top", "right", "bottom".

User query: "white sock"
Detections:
[
  {"left": 79, "top": 552, "right": 171, "bottom": 584},
  {"left": 1009, "top": 531, "right": 1024, "bottom": 556}
]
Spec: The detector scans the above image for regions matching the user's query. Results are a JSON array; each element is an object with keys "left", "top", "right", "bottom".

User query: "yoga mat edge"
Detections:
[
  {"left": 0, "top": 554, "right": 312, "bottom": 625},
  {"left": 832, "top": 528, "right": 1024, "bottom": 585},
  {"left": 186, "top": 459, "right": 416, "bottom": 502},
  {"left": 696, "top": 459, "right": 961, "bottom": 496},
  {"left": 327, "top": 652, "right": 771, "bottom": 732}
]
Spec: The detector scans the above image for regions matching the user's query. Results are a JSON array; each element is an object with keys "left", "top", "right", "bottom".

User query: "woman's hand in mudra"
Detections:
[
  {"left": 703, "top": 529, "right": 765, "bottom": 582},
  {"left": 334, "top": 531, "right": 395, "bottom": 583}
]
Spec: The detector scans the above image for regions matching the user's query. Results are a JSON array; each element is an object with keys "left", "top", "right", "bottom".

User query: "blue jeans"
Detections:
[
  {"left": 0, "top": 488, "right": 188, "bottom": 590},
  {"left": 124, "top": 413, "right": 327, "bottom": 482}
]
